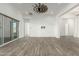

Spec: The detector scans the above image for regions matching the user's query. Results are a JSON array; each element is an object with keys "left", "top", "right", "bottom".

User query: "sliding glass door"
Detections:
[{"left": 0, "top": 13, "right": 19, "bottom": 45}]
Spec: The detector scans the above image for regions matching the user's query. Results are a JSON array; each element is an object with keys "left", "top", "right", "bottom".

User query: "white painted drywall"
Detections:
[
  {"left": 26, "top": 16, "right": 60, "bottom": 38},
  {"left": 24, "top": 23, "right": 30, "bottom": 36},
  {"left": 59, "top": 19, "right": 66, "bottom": 36}
]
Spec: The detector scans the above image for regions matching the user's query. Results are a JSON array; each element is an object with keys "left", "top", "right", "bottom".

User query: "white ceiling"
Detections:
[{"left": 10, "top": 3, "right": 71, "bottom": 17}]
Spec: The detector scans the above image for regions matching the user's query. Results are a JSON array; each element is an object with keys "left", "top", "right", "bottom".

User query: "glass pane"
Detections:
[
  {"left": 13, "top": 22, "right": 17, "bottom": 38},
  {"left": 16, "top": 21, "right": 19, "bottom": 38},
  {"left": 11, "top": 20, "right": 19, "bottom": 40},
  {"left": 4, "top": 16, "right": 11, "bottom": 43},
  {"left": 0, "top": 14, "right": 3, "bottom": 45},
  {"left": 13, "top": 22, "right": 16, "bottom": 33}
]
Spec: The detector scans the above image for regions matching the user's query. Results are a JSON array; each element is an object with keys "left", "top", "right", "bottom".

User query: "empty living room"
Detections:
[{"left": 0, "top": 1, "right": 79, "bottom": 57}]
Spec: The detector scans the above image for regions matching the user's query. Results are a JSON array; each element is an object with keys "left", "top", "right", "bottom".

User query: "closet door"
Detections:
[
  {"left": 0, "top": 14, "right": 3, "bottom": 45},
  {"left": 4, "top": 16, "right": 11, "bottom": 43}
]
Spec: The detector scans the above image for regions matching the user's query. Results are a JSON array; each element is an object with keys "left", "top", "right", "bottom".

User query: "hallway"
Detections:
[{"left": 0, "top": 36, "right": 79, "bottom": 56}]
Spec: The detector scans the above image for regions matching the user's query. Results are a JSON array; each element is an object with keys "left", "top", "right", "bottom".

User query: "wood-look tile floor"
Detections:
[{"left": 0, "top": 36, "right": 79, "bottom": 56}]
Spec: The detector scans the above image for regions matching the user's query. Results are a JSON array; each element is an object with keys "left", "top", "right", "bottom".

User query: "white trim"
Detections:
[{"left": 0, "top": 38, "right": 19, "bottom": 47}]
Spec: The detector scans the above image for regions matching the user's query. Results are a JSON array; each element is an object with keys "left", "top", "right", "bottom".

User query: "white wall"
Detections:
[
  {"left": 26, "top": 16, "right": 60, "bottom": 38},
  {"left": 24, "top": 15, "right": 76, "bottom": 38},
  {"left": 0, "top": 3, "right": 24, "bottom": 38},
  {"left": 24, "top": 23, "right": 30, "bottom": 36},
  {"left": 59, "top": 19, "right": 66, "bottom": 36}
]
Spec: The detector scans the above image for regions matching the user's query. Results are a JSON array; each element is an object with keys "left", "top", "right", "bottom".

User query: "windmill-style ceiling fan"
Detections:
[{"left": 33, "top": 3, "right": 48, "bottom": 13}]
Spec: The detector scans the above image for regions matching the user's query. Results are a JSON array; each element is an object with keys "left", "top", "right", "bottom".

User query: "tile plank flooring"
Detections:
[{"left": 0, "top": 36, "right": 79, "bottom": 56}]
